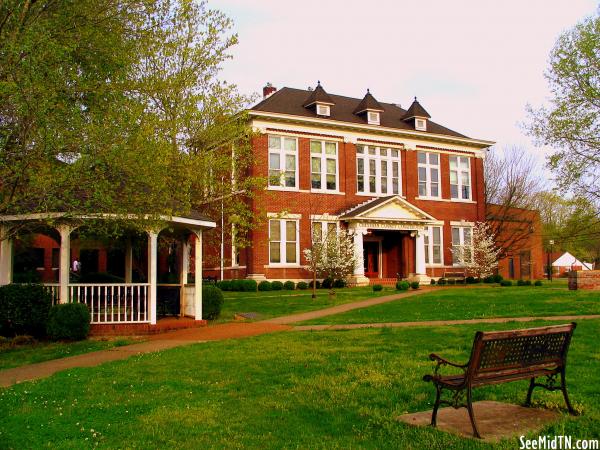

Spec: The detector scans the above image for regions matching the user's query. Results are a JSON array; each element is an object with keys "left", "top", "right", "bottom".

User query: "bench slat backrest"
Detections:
[{"left": 469, "top": 323, "right": 576, "bottom": 378}]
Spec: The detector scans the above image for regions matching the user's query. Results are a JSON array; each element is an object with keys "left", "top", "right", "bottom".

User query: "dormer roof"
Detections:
[
  {"left": 353, "top": 90, "right": 385, "bottom": 115},
  {"left": 403, "top": 97, "right": 431, "bottom": 120},
  {"left": 303, "top": 82, "right": 335, "bottom": 108}
]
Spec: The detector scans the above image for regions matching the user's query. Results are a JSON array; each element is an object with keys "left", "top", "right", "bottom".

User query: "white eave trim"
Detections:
[{"left": 249, "top": 110, "right": 495, "bottom": 149}]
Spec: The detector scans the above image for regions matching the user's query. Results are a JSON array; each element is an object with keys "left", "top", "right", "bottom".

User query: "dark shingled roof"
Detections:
[
  {"left": 353, "top": 90, "right": 385, "bottom": 114},
  {"left": 251, "top": 87, "right": 467, "bottom": 138},
  {"left": 303, "top": 82, "right": 335, "bottom": 107},
  {"left": 404, "top": 97, "right": 431, "bottom": 119}
]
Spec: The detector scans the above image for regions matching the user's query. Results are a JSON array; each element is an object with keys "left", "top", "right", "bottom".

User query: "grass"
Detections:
[
  {"left": 300, "top": 284, "right": 600, "bottom": 325},
  {"left": 0, "top": 338, "right": 135, "bottom": 371},
  {"left": 219, "top": 285, "right": 397, "bottom": 321},
  {"left": 0, "top": 320, "right": 599, "bottom": 449}
]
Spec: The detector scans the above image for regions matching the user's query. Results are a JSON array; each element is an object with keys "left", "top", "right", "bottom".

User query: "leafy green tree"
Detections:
[
  {"left": 0, "top": 0, "right": 261, "bottom": 243},
  {"left": 527, "top": 14, "right": 600, "bottom": 207}
]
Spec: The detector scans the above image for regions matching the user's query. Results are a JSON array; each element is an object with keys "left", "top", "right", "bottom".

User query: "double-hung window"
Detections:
[
  {"left": 449, "top": 156, "right": 471, "bottom": 200},
  {"left": 269, "top": 219, "right": 299, "bottom": 265},
  {"left": 311, "top": 221, "right": 338, "bottom": 242},
  {"left": 356, "top": 145, "right": 401, "bottom": 195},
  {"left": 424, "top": 226, "right": 443, "bottom": 265},
  {"left": 417, "top": 152, "right": 440, "bottom": 198},
  {"left": 268, "top": 135, "right": 298, "bottom": 189},
  {"left": 311, "top": 140, "right": 338, "bottom": 191},
  {"left": 451, "top": 226, "right": 472, "bottom": 265}
]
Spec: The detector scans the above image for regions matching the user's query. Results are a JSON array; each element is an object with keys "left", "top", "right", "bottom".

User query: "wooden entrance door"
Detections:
[{"left": 364, "top": 241, "right": 379, "bottom": 278}]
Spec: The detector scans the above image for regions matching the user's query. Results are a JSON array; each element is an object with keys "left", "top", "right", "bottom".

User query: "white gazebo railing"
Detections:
[
  {"left": 42, "top": 283, "right": 60, "bottom": 305},
  {"left": 68, "top": 283, "right": 149, "bottom": 324}
]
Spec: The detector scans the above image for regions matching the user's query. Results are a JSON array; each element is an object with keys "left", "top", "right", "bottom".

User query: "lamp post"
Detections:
[{"left": 548, "top": 239, "right": 554, "bottom": 282}]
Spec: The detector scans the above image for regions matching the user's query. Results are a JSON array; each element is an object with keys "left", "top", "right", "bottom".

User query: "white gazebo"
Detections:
[{"left": 0, "top": 212, "right": 216, "bottom": 326}]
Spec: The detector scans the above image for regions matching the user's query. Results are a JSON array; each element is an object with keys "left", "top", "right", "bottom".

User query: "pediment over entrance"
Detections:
[{"left": 339, "top": 195, "right": 436, "bottom": 223}]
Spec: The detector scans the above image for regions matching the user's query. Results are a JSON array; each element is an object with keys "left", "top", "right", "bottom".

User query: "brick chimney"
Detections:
[{"left": 263, "top": 82, "right": 277, "bottom": 99}]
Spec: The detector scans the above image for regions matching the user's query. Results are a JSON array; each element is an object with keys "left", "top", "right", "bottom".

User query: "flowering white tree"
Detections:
[
  {"left": 451, "top": 221, "right": 501, "bottom": 279},
  {"left": 304, "top": 228, "right": 357, "bottom": 296}
]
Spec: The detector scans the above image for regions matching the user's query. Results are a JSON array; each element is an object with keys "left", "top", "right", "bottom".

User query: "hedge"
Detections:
[
  {"left": 258, "top": 281, "right": 272, "bottom": 291},
  {"left": 309, "top": 280, "right": 321, "bottom": 289},
  {"left": 322, "top": 278, "right": 334, "bottom": 289},
  {"left": 410, "top": 281, "right": 420, "bottom": 290},
  {"left": 437, "top": 278, "right": 447, "bottom": 285},
  {"left": 372, "top": 284, "right": 383, "bottom": 292},
  {"left": 283, "top": 281, "right": 295, "bottom": 290},
  {"left": 271, "top": 281, "right": 283, "bottom": 291},
  {"left": 203, "top": 285, "right": 224, "bottom": 320},
  {"left": 500, "top": 280, "right": 513, "bottom": 287},
  {"left": 0, "top": 284, "right": 52, "bottom": 338},
  {"left": 297, "top": 282, "right": 308, "bottom": 290},
  {"left": 396, "top": 281, "right": 410, "bottom": 291},
  {"left": 46, "top": 303, "right": 91, "bottom": 341}
]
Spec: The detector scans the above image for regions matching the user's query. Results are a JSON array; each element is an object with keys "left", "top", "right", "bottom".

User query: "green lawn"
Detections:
[
  {"left": 300, "top": 285, "right": 600, "bottom": 325},
  {"left": 1, "top": 320, "right": 598, "bottom": 449},
  {"left": 219, "top": 286, "right": 397, "bottom": 321},
  {"left": 0, "top": 339, "right": 135, "bottom": 371}
]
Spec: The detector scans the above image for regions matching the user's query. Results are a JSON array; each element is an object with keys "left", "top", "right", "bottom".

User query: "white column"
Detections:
[
  {"left": 353, "top": 228, "right": 365, "bottom": 277},
  {"left": 181, "top": 239, "right": 190, "bottom": 285},
  {"left": 0, "top": 225, "right": 13, "bottom": 285},
  {"left": 194, "top": 231, "right": 203, "bottom": 321},
  {"left": 58, "top": 225, "right": 72, "bottom": 303},
  {"left": 124, "top": 238, "right": 133, "bottom": 283},
  {"left": 148, "top": 231, "right": 158, "bottom": 325},
  {"left": 415, "top": 230, "right": 426, "bottom": 275}
]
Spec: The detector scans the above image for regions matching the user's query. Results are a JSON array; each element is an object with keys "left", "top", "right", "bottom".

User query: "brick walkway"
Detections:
[{"left": 292, "top": 314, "right": 600, "bottom": 331}]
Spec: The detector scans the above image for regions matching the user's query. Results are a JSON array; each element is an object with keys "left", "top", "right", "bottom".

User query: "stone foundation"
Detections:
[{"left": 568, "top": 270, "right": 600, "bottom": 290}]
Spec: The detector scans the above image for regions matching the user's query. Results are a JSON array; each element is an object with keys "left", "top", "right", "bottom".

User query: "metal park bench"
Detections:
[
  {"left": 442, "top": 270, "right": 466, "bottom": 282},
  {"left": 423, "top": 323, "right": 577, "bottom": 438}
]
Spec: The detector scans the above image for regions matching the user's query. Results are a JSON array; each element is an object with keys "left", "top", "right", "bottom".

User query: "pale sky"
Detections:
[{"left": 218, "top": 0, "right": 597, "bottom": 172}]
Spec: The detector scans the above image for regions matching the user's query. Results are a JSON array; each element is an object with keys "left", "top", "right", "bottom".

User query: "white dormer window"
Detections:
[
  {"left": 415, "top": 118, "right": 427, "bottom": 131},
  {"left": 367, "top": 111, "right": 380, "bottom": 125},
  {"left": 316, "top": 104, "right": 330, "bottom": 117}
]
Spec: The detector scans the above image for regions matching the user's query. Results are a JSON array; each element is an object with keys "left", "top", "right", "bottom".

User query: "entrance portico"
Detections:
[{"left": 341, "top": 196, "right": 435, "bottom": 286}]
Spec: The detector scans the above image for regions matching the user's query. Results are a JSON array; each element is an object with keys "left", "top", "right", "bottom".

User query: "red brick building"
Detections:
[{"left": 210, "top": 83, "right": 495, "bottom": 285}]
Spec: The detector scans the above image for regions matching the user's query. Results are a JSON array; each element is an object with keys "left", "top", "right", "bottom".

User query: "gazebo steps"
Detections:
[{"left": 90, "top": 317, "right": 207, "bottom": 336}]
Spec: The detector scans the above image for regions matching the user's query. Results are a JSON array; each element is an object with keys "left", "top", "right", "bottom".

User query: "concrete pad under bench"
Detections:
[{"left": 397, "top": 401, "right": 560, "bottom": 441}]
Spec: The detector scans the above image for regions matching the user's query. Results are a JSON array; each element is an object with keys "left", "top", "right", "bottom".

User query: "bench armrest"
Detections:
[{"left": 429, "top": 353, "right": 468, "bottom": 368}]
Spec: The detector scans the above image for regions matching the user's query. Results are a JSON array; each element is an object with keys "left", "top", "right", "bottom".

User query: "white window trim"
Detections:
[
  {"left": 424, "top": 225, "right": 444, "bottom": 267},
  {"left": 417, "top": 151, "right": 441, "bottom": 199},
  {"left": 449, "top": 155, "right": 472, "bottom": 201},
  {"left": 451, "top": 226, "right": 473, "bottom": 267},
  {"left": 311, "top": 220, "right": 339, "bottom": 243},
  {"left": 367, "top": 111, "right": 380, "bottom": 125},
  {"left": 316, "top": 104, "right": 330, "bottom": 117},
  {"left": 268, "top": 219, "right": 300, "bottom": 267},
  {"left": 268, "top": 134, "right": 299, "bottom": 191},
  {"left": 310, "top": 139, "right": 339, "bottom": 193},
  {"left": 231, "top": 224, "right": 239, "bottom": 267},
  {"left": 415, "top": 118, "right": 427, "bottom": 131},
  {"left": 356, "top": 145, "right": 402, "bottom": 196}
]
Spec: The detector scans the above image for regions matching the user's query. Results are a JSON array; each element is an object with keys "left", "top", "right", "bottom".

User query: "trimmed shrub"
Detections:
[
  {"left": 297, "top": 281, "right": 308, "bottom": 290},
  {"left": 216, "top": 280, "right": 231, "bottom": 291},
  {"left": 447, "top": 279, "right": 456, "bottom": 285},
  {"left": 258, "top": 281, "right": 272, "bottom": 291},
  {"left": 500, "top": 280, "right": 513, "bottom": 287},
  {"left": 283, "top": 281, "right": 296, "bottom": 290},
  {"left": 410, "top": 281, "right": 420, "bottom": 290},
  {"left": 241, "top": 279, "right": 257, "bottom": 292},
  {"left": 534, "top": 280, "right": 543, "bottom": 286},
  {"left": 372, "top": 284, "right": 383, "bottom": 292},
  {"left": 11, "top": 335, "right": 36, "bottom": 346},
  {"left": 230, "top": 279, "right": 245, "bottom": 291},
  {"left": 517, "top": 279, "right": 526, "bottom": 286},
  {"left": 524, "top": 280, "right": 532, "bottom": 286},
  {"left": 202, "top": 285, "right": 224, "bottom": 320},
  {"left": 46, "top": 303, "right": 91, "bottom": 341},
  {"left": 483, "top": 276, "right": 494, "bottom": 284},
  {"left": 466, "top": 276, "right": 477, "bottom": 284},
  {"left": 321, "top": 278, "right": 334, "bottom": 289},
  {"left": 493, "top": 274, "right": 503, "bottom": 283},
  {"left": 430, "top": 278, "right": 436, "bottom": 285},
  {"left": 308, "top": 280, "right": 321, "bottom": 289},
  {"left": 333, "top": 279, "right": 347, "bottom": 289},
  {"left": 396, "top": 281, "right": 410, "bottom": 291},
  {"left": 271, "top": 281, "right": 283, "bottom": 291},
  {"left": 437, "top": 278, "right": 447, "bottom": 285},
  {"left": 0, "top": 284, "right": 52, "bottom": 338}
]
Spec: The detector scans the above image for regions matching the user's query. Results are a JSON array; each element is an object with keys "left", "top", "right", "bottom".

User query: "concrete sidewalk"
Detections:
[
  {"left": 0, "top": 322, "right": 289, "bottom": 388},
  {"left": 292, "top": 314, "right": 600, "bottom": 331},
  {"left": 261, "top": 288, "right": 434, "bottom": 324}
]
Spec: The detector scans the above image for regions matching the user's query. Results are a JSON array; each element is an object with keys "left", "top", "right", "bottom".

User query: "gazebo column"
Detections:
[
  {"left": 180, "top": 238, "right": 190, "bottom": 317},
  {"left": 58, "top": 225, "right": 72, "bottom": 303},
  {"left": 193, "top": 231, "right": 203, "bottom": 321},
  {"left": 0, "top": 225, "right": 13, "bottom": 286},
  {"left": 124, "top": 238, "right": 133, "bottom": 283},
  {"left": 349, "top": 225, "right": 369, "bottom": 287},
  {"left": 147, "top": 231, "right": 158, "bottom": 325}
]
